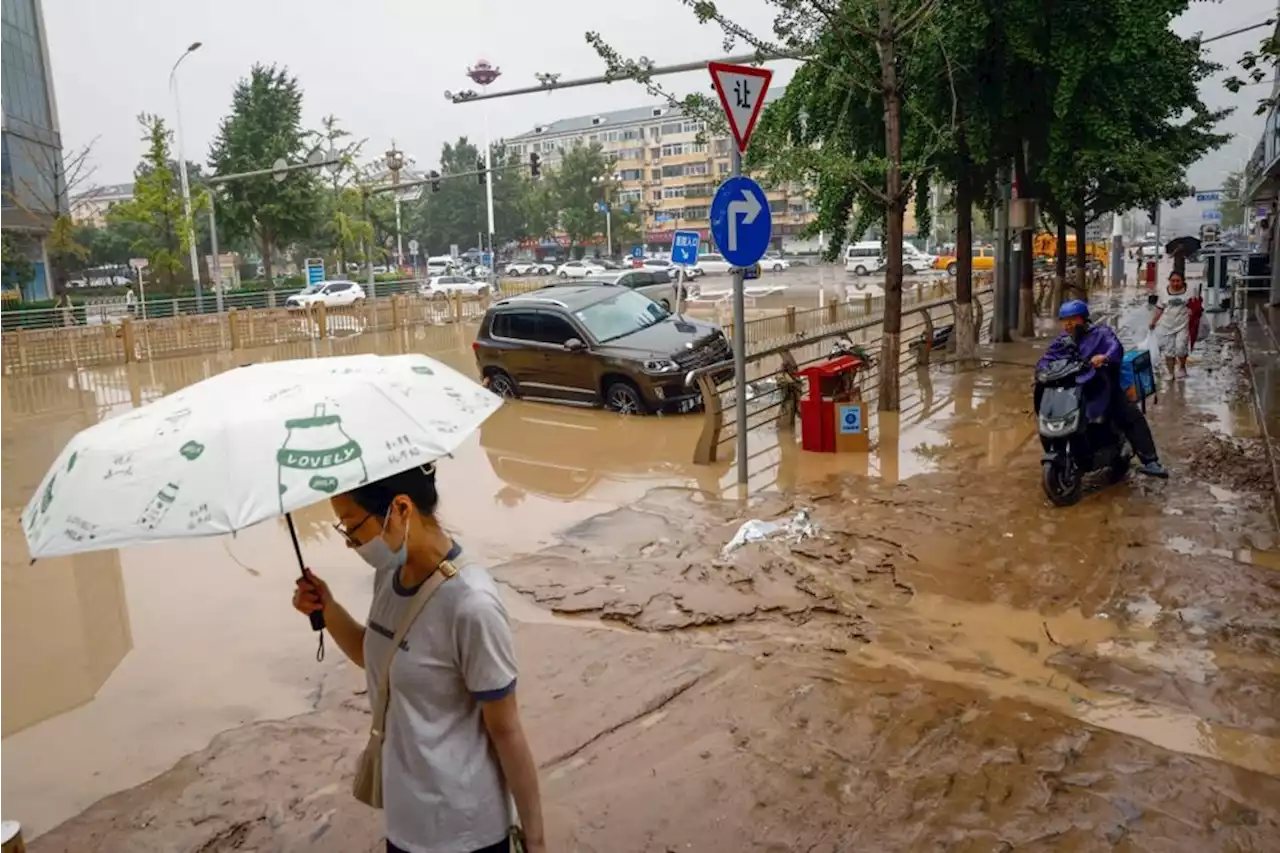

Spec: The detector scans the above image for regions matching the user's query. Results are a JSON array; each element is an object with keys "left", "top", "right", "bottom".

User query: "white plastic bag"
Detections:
[{"left": 1138, "top": 328, "right": 1161, "bottom": 364}]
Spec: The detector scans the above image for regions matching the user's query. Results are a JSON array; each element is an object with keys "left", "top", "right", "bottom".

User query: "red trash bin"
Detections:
[
  {"left": 799, "top": 355, "right": 865, "bottom": 452},
  {"left": 1144, "top": 259, "right": 1157, "bottom": 287}
]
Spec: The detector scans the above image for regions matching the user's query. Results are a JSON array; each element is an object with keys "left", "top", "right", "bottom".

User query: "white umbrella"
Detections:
[{"left": 22, "top": 353, "right": 502, "bottom": 560}]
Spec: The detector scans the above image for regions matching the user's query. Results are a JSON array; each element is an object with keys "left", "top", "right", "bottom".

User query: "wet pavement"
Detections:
[{"left": 5, "top": 292, "right": 1280, "bottom": 851}]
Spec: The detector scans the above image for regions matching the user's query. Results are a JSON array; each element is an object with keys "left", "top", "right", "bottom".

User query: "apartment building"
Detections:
[
  {"left": 70, "top": 182, "right": 134, "bottom": 227},
  {"left": 504, "top": 97, "right": 816, "bottom": 253}
]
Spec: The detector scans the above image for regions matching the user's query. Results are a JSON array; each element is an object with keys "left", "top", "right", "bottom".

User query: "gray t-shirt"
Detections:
[{"left": 364, "top": 548, "right": 517, "bottom": 853}]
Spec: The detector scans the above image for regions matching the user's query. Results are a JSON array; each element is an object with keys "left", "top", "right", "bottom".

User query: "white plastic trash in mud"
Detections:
[{"left": 722, "top": 509, "right": 817, "bottom": 556}]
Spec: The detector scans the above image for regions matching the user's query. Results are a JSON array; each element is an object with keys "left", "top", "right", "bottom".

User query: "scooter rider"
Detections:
[{"left": 1039, "top": 300, "right": 1169, "bottom": 478}]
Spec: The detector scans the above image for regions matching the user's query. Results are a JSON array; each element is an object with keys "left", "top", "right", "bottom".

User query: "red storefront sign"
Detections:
[{"left": 645, "top": 228, "right": 710, "bottom": 244}]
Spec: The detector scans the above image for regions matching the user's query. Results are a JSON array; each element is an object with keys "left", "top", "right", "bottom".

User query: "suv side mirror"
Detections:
[{"left": 564, "top": 338, "right": 587, "bottom": 352}]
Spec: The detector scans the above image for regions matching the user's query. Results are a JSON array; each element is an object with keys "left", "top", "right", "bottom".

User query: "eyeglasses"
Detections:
[{"left": 333, "top": 513, "right": 374, "bottom": 546}]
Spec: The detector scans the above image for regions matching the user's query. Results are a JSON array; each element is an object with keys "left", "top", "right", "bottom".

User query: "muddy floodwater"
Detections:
[{"left": 5, "top": 303, "right": 1280, "bottom": 851}]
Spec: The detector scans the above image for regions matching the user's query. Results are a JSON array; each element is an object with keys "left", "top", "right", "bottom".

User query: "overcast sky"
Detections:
[{"left": 44, "top": 0, "right": 1275, "bottom": 195}]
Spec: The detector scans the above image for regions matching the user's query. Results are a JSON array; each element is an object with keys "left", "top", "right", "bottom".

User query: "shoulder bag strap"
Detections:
[{"left": 370, "top": 559, "right": 459, "bottom": 739}]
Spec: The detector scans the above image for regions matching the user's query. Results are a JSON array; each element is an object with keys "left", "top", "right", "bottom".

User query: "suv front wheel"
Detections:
[
  {"left": 604, "top": 380, "right": 646, "bottom": 415},
  {"left": 486, "top": 370, "right": 519, "bottom": 399}
]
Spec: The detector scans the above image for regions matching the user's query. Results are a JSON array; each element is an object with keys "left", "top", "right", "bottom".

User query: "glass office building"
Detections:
[{"left": 2, "top": 0, "right": 64, "bottom": 301}]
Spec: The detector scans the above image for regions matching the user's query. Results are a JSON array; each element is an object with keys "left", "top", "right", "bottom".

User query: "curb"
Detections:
[{"left": 1237, "top": 305, "right": 1280, "bottom": 526}]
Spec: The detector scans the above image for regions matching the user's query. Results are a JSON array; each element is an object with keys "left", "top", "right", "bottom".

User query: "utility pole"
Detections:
[{"left": 1110, "top": 212, "right": 1124, "bottom": 288}]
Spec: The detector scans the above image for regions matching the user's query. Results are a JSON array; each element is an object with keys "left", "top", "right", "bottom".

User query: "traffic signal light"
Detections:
[
  {"left": 430, "top": 170, "right": 440, "bottom": 192},
  {"left": 477, "top": 158, "right": 486, "bottom": 186},
  {"left": 529, "top": 152, "right": 541, "bottom": 178}
]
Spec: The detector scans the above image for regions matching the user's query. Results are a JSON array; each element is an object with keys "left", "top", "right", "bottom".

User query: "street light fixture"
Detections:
[{"left": 170, "top": 41, "right": 204, "bottom": 310}]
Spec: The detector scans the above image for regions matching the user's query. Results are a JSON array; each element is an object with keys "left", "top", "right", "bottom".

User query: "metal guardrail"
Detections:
[
  {"left": 685, "top": 286, "right": 996, "bottom": 466},
  {"left": 0, "top": 287, "right": 496, "bottom": 375}
]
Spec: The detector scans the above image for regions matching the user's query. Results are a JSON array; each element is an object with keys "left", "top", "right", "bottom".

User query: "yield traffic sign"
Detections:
[
  {"left": 710, "top": 176, "right": 772, "bottom": 268},
  {"left": 708, "top": 62, "right": 773, "bottom": 153}
]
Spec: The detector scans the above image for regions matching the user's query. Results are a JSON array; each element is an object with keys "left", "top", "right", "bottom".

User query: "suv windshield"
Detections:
[{"left": 574, "top": 289, "right": 669, "bottom": 343}]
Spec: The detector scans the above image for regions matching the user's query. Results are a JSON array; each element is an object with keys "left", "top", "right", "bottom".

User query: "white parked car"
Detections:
[
  {"left": 285, "top": 280, "right": 366, "bottom": 309},
  {"left": 643, "top": 257, "right": 702, "bottom": 279},
  {"left": 504, "top": 261, "right": 539, "bottom": 276},
  {"left": 419, "top": 275, "right": 489, "bottom": 300},
  {"left": 690, "top": 252, "right": 733, "bottom": 276},
  {"left": 556, "top": 259, "right": 607, "bottom": 278},
  {"left": 762, "top": 253, "right": 791, "bottom": 272}
]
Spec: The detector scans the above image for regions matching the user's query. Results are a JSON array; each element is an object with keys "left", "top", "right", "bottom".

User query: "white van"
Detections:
[
  {"left": 844, "top": 241, "right": 883, "bottom": 275},
  {"left": 426, "top": 256, "right": 456, "bottom": 275}
]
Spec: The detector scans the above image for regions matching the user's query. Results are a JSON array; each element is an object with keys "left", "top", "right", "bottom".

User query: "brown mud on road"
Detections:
[{"left": 28, "top": 329, "right": 1280, "bottom": 851}]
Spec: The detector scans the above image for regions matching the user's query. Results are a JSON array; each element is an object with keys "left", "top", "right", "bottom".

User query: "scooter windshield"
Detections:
[{"left": 1039, "top": 385, "right": 1082, "bottom": 420}]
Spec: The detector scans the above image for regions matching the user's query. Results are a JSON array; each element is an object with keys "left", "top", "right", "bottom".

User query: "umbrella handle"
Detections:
[{"left": 287, "top": 513, "right": 327, "bottom": 661}]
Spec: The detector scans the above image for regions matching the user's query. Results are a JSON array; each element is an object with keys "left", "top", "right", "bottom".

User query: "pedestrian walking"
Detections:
[
  {"left": 1150, "top": 270, "right": 1193, "bottom": 379},
  {"left": 293, "top": 464, "right": 546, "bottom": 853},
  {"left": 124, "top": 286, "right": 137, "bottom": 317},
  {"left": 56, "top": 291, "right": 74, "bottom": 326}
]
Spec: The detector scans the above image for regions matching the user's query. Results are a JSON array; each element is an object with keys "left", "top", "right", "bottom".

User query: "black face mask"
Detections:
[{"left": 1070, "top": 322, "right": 1088, "bottom": 343}]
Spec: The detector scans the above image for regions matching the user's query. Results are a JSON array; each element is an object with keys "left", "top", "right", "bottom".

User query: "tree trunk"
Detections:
[
  {"left": 1014, "top": 146, "right": 1034, "bottom": 336},
  {"left": 260, "top": 230, "right": 274, "bottom": 286},
  {"left": 1052, "top": 216, "right": 1068, "bottom": 309},
  {"left": 953, "top": 169, "right": 976, "bottom": 361},
  {"left": 1073, "top": 208, "right": 1087, "bottom": 296},
  {"left": 876, "top": 1, "right": 903, "bottom": 413}
]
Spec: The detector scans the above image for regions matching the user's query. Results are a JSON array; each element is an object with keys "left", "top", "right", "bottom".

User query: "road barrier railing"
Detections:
[{"left": 685, "top": 285, "right": 995, "bottom": 467}]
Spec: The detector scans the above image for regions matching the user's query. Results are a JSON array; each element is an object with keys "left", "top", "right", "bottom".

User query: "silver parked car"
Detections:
[{"left": 549, "top": 269, "right": 687, "bottom": 312}]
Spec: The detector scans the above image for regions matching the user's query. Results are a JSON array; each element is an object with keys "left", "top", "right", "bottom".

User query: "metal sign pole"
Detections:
[
  {"left": 209, "top": 196, "right": 224, "bottom": 314},
  {"left": 731, "top": 146, "right": 748, "bottom": 486}
]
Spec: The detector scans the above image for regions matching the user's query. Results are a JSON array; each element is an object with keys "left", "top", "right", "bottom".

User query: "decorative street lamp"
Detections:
[
  {"left": 383, "top": 143, "right": 410, "bottom": 268},
  {"left": 465, "top": 60, "right": 502, "bottom": 284}
]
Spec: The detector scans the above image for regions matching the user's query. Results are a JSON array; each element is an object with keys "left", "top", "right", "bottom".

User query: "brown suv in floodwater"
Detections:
[{"left": 473, "top": 284, "right": 731, "bottom": 414}]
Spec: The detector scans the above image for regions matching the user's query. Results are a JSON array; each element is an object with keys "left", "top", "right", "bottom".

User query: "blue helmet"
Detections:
[{"left": 1058, "top": 299, "right": 1090, "bottom": 320}]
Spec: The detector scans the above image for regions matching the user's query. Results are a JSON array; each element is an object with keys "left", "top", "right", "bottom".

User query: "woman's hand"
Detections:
[
  {"left": 1089, "top": 354, "right": 1107, "bottom": 368},
  {"left": 293, "top": 570, "right": 332, "bottom": 616}
]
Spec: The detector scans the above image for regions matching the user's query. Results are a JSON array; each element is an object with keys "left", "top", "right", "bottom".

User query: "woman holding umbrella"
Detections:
[
  {"left": 294, "top": 463, "right": 545, "bottom": 853},
  {"left": 21, "top": 351, "right": 541, "bottom": 853}
]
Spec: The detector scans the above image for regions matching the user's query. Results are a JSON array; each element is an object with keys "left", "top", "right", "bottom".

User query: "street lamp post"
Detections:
[
  {"left": 465, "top": 60, "right": 501, "bottom": 283},
  {"left": 170, "top": 41, "right": 203, "bottom": 311},
  {"left": 591, "top": 174, "right": 619, "bottom": 258},
  {"left": 384, "top": 144, "right": 406, "bottom": 270}
]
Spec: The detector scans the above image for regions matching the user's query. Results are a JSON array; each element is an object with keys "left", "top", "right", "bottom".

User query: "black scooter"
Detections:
[{"left": 1036, "top": 350, "right": 1132, "bottom": 506}]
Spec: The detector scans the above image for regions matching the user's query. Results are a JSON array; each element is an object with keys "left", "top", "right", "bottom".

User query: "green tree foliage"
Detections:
[
  {"left": 404, "top": 138, "right": 535, "bottom": 255},
  {"left": 208, "top": 64, "right": 322, "bottom": 283},
  {"left": 1219, "top": 171, "right": 1245, "bottom": 230},
  {"left": 550, "top": 143, "right": 614, "bottom": 252},
  {"left": 2, "top": 231, "right": 35, "bottom": 294},
  {"left": 1036, "top": 1, "right": 1227, "bottom": 294},
  {"left": 406, "top": 137, "right": 487, "bottom": 255},
  {"left": 106, "top": 114, "right": 193, "bottom": 291},
  {"left": 311, "top": 115, "right": 370, "bottom": 269},
  {"left": 1224, "top": 28, "right": 1280, "bottom": 116}
]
